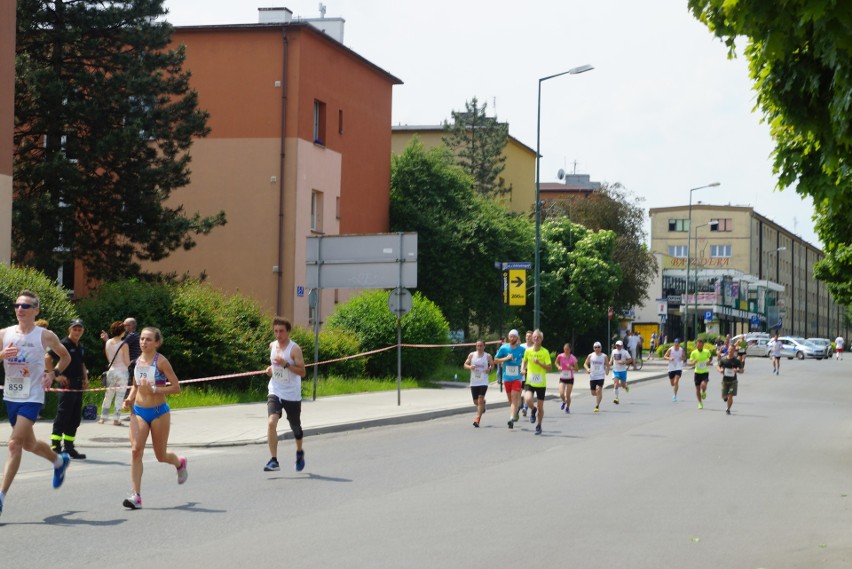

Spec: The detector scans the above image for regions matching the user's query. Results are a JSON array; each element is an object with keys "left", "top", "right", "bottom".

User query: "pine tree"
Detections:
[
  {"left": 13, "top": 0, "right": 224, "bottom": 282},
  {"left": 442, "top": 97, "right": 511, "bottom": 197}
]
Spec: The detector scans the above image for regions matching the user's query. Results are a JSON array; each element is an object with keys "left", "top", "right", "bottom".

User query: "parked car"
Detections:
[
  {"left": 807, "top": 338, "right": 833, "bottom": 359},
  {"left": 746, "top": 337, "right": 771, "bottom": 357},
  {"left": 774, "top": 336, "right": 824, "bottom": 360}
]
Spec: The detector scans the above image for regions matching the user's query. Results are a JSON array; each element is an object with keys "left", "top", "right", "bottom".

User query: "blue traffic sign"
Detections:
[
  {"left": 703, "top": 310, "right": 713, "bottom": 322},
  {"left": 750, "top": 315, "right": 760, "bottom": 326},
  {"left": 502, "top": 262, "right": 532, "bottom": 270}
]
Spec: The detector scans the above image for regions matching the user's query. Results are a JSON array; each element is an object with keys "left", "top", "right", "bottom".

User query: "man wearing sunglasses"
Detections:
[{"left": 0, "top": 290, "right": 73, "bottom": 518}]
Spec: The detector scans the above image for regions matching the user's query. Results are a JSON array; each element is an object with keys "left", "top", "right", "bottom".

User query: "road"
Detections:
[{"left": 2, "top": 358, "right": 851, "bottom": 569}]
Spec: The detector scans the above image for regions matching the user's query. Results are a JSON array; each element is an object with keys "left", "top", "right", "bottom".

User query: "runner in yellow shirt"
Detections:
[
  {"left": 521, "top": 330, "right": 552, "bottom": 435},
  {"left": 687, "top": 338, "right": 714, "bottom": 409}
]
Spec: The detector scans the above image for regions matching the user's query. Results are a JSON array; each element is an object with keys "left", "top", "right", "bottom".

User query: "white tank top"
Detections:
[
  {"left": 269, "top": 340, "right": 301, "bottom": 401},
  {"left": 469, "top": 352, "right": 490, "bottom": 387},
  {"left": 1, "top": 326, "right": 48, "bottom": 403},
  {"left": 667, "top": 347, "right": 684, "bottom": 371},
  {"left": 588, "top": 352, "right": 607, "bottom": 380},
  {"left": 105, "top": 338, "right": 129, "bottom": 371}
]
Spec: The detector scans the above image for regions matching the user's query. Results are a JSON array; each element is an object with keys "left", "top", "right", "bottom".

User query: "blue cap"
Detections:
[{"left": 674, "top": 338, "right": 681, "bottom": 343}]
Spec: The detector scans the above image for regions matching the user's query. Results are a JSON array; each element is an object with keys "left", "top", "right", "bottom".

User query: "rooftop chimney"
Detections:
[{"left": 258, "top": 7, "right": 293, "bottom": 24}]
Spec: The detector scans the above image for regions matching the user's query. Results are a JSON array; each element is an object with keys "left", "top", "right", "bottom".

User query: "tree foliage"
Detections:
[
  {"left": 442, "top": 96, "right": 511, "bottom": 197},
  {"left": 542, "top": 182, "right": 657, "bottom": 311},
  {"left": 688, "top": 0, "right": 852, "bottom": 306},
  {"left": 539, "top": 218, "right": 621, "bottom": 345},
  {"left": 390, "top": 139, "right": 533, "bottom": 334},
  {"left": 14, "top": 0, "right": 225, "bottom": 282},
  {"left": 0, "top": 263, "right": 78, "bottom": 332}
]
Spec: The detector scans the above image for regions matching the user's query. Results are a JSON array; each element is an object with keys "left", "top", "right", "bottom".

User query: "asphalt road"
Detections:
[{"left": 2, "top": 357, "right": 851, "bottom": 569}]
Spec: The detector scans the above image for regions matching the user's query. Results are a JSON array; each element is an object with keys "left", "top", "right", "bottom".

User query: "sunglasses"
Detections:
[{"left": 13, "top": 303, "right": 36, "bottom": 309}]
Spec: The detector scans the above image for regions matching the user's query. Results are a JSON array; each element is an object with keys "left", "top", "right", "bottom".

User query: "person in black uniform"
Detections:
[{"left": 50, "top": 319, "right": 89, "bottom": 459}]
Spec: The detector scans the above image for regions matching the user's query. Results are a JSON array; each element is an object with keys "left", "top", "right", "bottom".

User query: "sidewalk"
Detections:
[{"left": 23, "top": 360, "right": 670, "bottom": 449}]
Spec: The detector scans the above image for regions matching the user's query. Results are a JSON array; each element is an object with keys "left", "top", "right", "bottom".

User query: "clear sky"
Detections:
[{"left": 163, "top": 0, "right": 820, "bottom": 247}]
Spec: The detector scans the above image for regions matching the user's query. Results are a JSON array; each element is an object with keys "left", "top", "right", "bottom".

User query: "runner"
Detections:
[
  {"left": 121, "top": 327, "right": 188, "bottom": 509},
  {"left": 717, "top": 348, "right": 744, "bottom": 415},
  {"left": 263, "top": 317, "right": 307, "bottom": 472},
  {"left": 769, "top": 333, "right": 782, "bottom": 375},
  {"left": 555, "top": 343, "right": 578, "bottom": 414},
  {"left": 663, "top": 338, "right": 685, "bottom": 401},
  {"left": 609, "top": 340, "right": 632, "bottom": 405},
  {"left": 0, "top": 290, "right": 72, "bottom": 518},
  {"left": 521, "top": 330, "right": 552, "bottom": 435},
  {"left": 584, "top": 342, "right": 610, "bottom": 412},
  {"left": 835, "top": 336, "right": 844, "bottom": 361},
  {"left": 463, "top": 340, "right": 493, "bottom": 427},
  {"left": 521, "top": 331, "right": 534, "bottom": 416},
  {"left": 494, "top": 330, "right": 526, "bottom": 429},
  {"left": 687, "top": 338, "right": 714, "bottom": 409}
]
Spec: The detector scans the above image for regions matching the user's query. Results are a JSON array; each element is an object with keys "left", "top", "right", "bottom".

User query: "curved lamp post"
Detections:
[
  {"left": 691, "top": 219, "right": 718, "bottom": 337},
  {"left": 683, "top": 182, "right": 720, "bottom": 342},
  {"left": 534, "top": 64, "right": 594, "bottom": 331}
]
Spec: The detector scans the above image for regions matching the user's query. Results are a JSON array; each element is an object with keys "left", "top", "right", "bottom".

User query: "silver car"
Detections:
[
  {"left": 777, "top": 337, "right": 824, "bottom": 360},
  {"left": 807, "top": 338, "right": 833, "bottom": 359}
]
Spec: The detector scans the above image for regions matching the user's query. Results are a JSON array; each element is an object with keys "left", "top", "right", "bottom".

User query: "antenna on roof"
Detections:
[{"left": 319, "top": 3, "right": 327, "bottom": 18}]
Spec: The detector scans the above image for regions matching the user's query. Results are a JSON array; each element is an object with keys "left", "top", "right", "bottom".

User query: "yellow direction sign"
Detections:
[{"left": 508, "top": 269, "right": 526, "bottom": 306}]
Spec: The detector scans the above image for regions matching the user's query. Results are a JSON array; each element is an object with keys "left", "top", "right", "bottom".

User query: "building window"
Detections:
[
  {"left": 711, "top": 218, "right": 733, "bottom": 231},
  {"left": 668, "top": 245, "right": 688, "bottom": 258},
  {"left": 311, "top": 190, "right": 323, "bottom": 232},
  {"left": 710, "top": 244, "right": 732, "bottom": 258},
  {"left": 668, "top": 219, "right": 689, "bottom": 232},
  {"left": 313, "top": 100, "right": 326, "bottom": 145},
  {"left": 338, "top": 109, "right": 344, "bottom": 134},
  {"left": 336, "top": 196, "right": 341, "bottom": 220}
]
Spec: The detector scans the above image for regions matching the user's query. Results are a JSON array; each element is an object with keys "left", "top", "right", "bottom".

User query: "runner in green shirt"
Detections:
[
  {"left": 521, "top": 330, "right": 552, "bottom": 435},
  {"left": 687, "top": 338, "right": 714, "bottom": 409}
]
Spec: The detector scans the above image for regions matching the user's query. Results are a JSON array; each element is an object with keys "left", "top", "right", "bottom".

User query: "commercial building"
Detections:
[
  {"left": 142, "top": 8, "right": 401, "bottom": 326},
  {"left": 637, "top": 203, "right": 847, "bottom": 341}
]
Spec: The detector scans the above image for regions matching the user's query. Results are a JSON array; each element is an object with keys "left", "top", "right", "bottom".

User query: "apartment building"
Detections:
[
  {"left": 143, "top": 9, "right": 401, "bottom": 325},
  {"left": 0, "top": 0, "right": 14, "bottom": 264},
  {"left": 642, "top": 204, "right": 847, "bottom": 340}
]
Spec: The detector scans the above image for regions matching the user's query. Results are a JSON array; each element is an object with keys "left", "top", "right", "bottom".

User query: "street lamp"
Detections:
[
  {"left": 691, "top": 219, "right": 718, "bottom": 338},
  {"left": 534, "top": 64, "right": 594, "bottom": 331},
  {"left": 683, "top": 182, "right": 720, "bottom": 342}
]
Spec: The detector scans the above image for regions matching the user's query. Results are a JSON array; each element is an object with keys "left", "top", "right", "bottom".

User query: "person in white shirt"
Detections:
[
  {"left": 835, "top": 336, "right": 845, "bottom": 361},
  {"left": 664, "top": 338, "right": 685, "bottom": 401},
  {"left": 463, "top": 340, "right": 494, "bottom": 428},
  {"left": 609, "top": 340, "right": 633, "bottom": 404},
  {"left": 769, "top": 333, "right": 783, "bottom": 375},
  {"left": 584, "top": 342, "right": 610, "bottom": 412}
]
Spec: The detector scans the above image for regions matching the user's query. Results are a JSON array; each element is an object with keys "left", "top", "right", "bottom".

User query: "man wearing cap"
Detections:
[
  {"left": 610, "top": 340, "right": 633, "bottom": 404},
  {"left": 50, "top": 319, "right": 89, "bottom": 459},
  {"left": 584, "top": 342, "right": 610, "bottom": 412},
  {"left": 663, "top": 338, "right": 685, "bottom": 401},
  {"left": 687, "top": 337, "right": 714, "bottom": 409},
  {"left": 495, "top": 330, "right": 526, "bottom": 429}
]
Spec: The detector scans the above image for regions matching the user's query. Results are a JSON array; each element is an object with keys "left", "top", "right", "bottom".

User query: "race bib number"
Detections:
[
  {"left": 4, "top": 365, "right": 31, "bottom": 400},
  {"left": 135, "top": 365, "right": 155, "bottom": 386},
  {"left": 529, "top": 373, "right": 544, "bottom": 385},
  {"left": 696, "top": 361, "right": 708, "bottom": 371},
  {"left": 272, "top": 365, "right": 290, "bottom": 383},
  {"left": 560, "top": 370, "right": 573, "bottom": 379},
  {"left": 505, "top": 365, "right": 519, "bottom": 377},
  {"left": 472, "top": 371, "right": 486, "bottom": 383},
  {"left": 723, "top": 367, "right": 736, "bottom": 378},
  {"left": 592, "top": 362, "right": 603, "bottom": 372}
]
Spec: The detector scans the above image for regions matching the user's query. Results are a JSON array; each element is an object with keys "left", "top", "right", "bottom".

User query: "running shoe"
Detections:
[
  {"left": 507, "top": 419, "right": 514, "bottom": 429},
  {"left": 726, "top": 409, "right": 731, "bottom": 415},
  {"left": 565, "top": 407, "right": 570, "bottom": 414},
  {"left": 673, "top": 395, "right": 677, "bottom": 402},
  {"left": 521, "top": 406, "right": 528, "bottom": 417},
  {"left": 295, "top": 450, "right": 305, "bottom": 472},
  {"left": 594, "top": 406, "right": 600, "bottom": 413},
  {"left": 535, "top": 425, "right": 542, "bottom": 435},
  {"left": 123, "top": 492, "right": 142, "bottom": 510},
  {"left": 0, "top": 494, "right": 4, "bottom": 518},
  {"left": 472, "top": 419, "right": 480, "bottom": 428},
  {"left": 530, "top": 408, "right": 537, "bottom": 424},
  {"left": 613, "top": 398, "right": 620, "bottom": 405},
  {"left": 698, "top": 402, "right": 703, "bottom": 409},
  {"left": 52, "top": 453, "right": 70, "bottom": 489},
  {"left": 177, "top": 457, "right": 188, "bottom": 485},
  {"left": 263, "top": 458, "right": 280, "bottom": 472},
  {"left": 624, "top": 385, "right": 630, "bottom": 393},
  {"left": 701, "top": 391, "right": 707, "bottom": 400},
  {"left": 560, "top": 401, "right": 566, "bottom": 410}
]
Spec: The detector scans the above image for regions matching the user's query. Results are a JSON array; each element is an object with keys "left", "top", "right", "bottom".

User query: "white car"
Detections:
[
  {"left": 807, "top": 338, "right": 833, "bottom": 359},
  {"left": 774, "top": 337, "right": 824, "bottom": 360}
]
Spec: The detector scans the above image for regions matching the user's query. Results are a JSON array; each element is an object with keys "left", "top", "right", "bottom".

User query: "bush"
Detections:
[
  {"left": 0, "top": 264, "right": 78, "bottom": 333},
  {"left": 76, "top": 280, "right": 270, "bottom": 389},
  {"left": 327, "top": 290, "right": 450, "bottom": 379},
  {"left": 290, "top": 325, "right": 366, "bottom": 378}
]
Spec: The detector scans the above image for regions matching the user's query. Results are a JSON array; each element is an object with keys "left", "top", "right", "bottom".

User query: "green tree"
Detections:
[
  {"left": 542, "top": 182, "right": 657, "bottom": 311},
  {"left": 539, "top": 218, "right": 621, "bottom": 345},
  {"left": 0, "top": 264, "right": 78, "bottom": 331},
  {"left": 688, "top": 0, "right": 852, "bottom": 306},
  {"left": 390, "top": 139, "right": 533, "bottom": 333},
  {"left": 14, "top": 0, "right": 225, "bottom": 282},
  {"left": 442, "top": 96, "right": 511, "bottom": 197}
]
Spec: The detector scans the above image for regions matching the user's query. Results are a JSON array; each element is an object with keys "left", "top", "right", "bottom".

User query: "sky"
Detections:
[{"left": 162, "top": 0, "right": 820, "bottom": 247}]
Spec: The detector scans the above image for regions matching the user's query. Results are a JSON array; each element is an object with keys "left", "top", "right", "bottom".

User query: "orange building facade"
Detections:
[{"left": 145, "top": 21, "right": 401, "bottom": 326}]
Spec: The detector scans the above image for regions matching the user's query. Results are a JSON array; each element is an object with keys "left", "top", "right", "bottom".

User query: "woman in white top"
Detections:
[
  {"left": 463, "top": 340, "right": 494, "bottom": 427},
  {"left": 99, "top": 320, "right": 130, "bottom": 425},
  {"left": 664, "top": 338, "right": 685, "bottom": 402}
]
